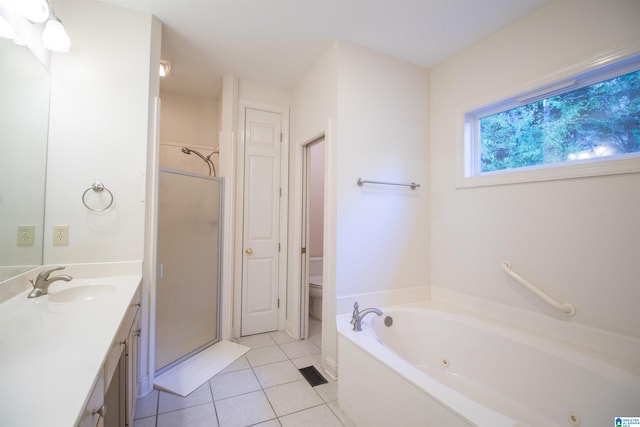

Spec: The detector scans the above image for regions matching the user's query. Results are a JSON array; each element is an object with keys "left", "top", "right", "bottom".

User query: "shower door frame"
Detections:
[{"left": 155, "top": 167, "right": 224, "bottom": 375}]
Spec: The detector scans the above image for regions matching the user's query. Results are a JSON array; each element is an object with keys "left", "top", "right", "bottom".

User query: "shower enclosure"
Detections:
[{"left": 155, "top": 168, "right": 223, "bottom": 373}]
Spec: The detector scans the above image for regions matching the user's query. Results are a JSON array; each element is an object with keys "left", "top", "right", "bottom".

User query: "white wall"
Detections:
[
  {"left": 44, "top": 0, "right": 158, "bottom": 266},
  {"left": 335, "top": 42, "right": 430, "bottom": 310},
  {"left": 291, "top": 41, "right": 430, "bottom": 377},
  {"left": 218, "top": 75, "right": 239, "bottom": 340},
  {"left": 42, "top": 0, "right": 160, "bottom": 395},
  {"left": 239, "top": 79, "right": 291, "bottom": 107},
  {"left": 430, "top": 0, "right": 640, "bottom": 340},
  {"left": 290, "top": 42, "right": 339, "bottom": 372}
]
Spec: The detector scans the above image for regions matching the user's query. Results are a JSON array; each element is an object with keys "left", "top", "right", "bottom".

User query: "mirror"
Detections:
[{"left": 0, "top": 38, "right": 51, "bottom": 281}]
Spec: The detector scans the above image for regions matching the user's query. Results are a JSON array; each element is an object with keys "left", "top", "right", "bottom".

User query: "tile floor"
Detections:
[{"left": 133, "top": 318, "right": 355, "bottom": 427}]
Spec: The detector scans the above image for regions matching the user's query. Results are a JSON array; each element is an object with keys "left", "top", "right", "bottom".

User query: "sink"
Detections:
[{"left": 48, "top": 284, "right": 117, "bottom": 303}]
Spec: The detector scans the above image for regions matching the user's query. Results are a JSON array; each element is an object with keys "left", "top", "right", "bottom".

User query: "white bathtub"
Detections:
[{"left": 337, "top": 301, "right": 640, "bottom": 427}]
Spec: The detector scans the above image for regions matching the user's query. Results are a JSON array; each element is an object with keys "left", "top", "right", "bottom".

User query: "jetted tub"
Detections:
[{"left": 337, "top": 301, "right": 640, "bottom": 427}]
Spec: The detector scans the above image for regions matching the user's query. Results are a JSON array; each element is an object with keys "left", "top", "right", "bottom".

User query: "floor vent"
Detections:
[{"left": 298, "top": 365, "right": 328, "bottom": 387}]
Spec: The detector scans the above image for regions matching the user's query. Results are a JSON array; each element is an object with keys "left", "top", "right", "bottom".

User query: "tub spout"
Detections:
[{"left": 350, "top": 302, "right": 383, "bottom": 331}]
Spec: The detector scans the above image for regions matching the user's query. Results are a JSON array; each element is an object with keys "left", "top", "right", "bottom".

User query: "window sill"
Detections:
[{"left": 456, "top": 154, "right": 640, "bottom": 188}]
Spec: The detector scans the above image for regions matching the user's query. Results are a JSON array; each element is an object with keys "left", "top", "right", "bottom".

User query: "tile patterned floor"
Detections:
[{"left": 134, "top": 319, "right": 355, "bottom": 427}]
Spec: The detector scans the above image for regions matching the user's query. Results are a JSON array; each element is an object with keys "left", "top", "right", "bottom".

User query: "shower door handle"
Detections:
[{"left": 245, "top": 248, "right": 253, "bottom": 255}]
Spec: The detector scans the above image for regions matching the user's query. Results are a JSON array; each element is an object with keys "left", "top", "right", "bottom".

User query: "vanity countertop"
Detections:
[{"left": 0, "top": 275, "right": 142, "bottom": 427}]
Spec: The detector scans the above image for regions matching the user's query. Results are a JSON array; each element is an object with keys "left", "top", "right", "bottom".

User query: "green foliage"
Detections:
[{"left": 480, "top": 69, "right": 640, "bottom": 172}]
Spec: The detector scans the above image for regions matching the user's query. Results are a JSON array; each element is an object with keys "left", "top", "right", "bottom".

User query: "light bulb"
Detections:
[
  {"left": 0, "top": 14, "right": 15, "bottom": 39},
  {"left": 19, "top": 0, "right": 50, "bottom": 23},
  {"left": 13, "top": 34, "right": 27, "bottom": 46},
  {"left": 159, "top": 60, "right": 171, "bottom": 77},
  {"left": 42, "top": 16, "right": 71, "bottom": 52}
]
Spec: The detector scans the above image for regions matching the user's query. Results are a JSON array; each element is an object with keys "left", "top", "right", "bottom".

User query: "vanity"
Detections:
[{"left": 0, "top": 273, "right": 142, "bottom": 427}]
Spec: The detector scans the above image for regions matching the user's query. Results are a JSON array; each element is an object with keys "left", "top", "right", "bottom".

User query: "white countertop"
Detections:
[{"left": 0, "top": 275, "right": 142, "bottom": 427}]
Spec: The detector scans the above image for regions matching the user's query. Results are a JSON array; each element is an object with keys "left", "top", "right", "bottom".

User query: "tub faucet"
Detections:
[
  {"left": 350, "top": 302, "right": 383, "bottom": 331},
  {"left": 27, "top": 266, "right": 73, "bottom": 298}
]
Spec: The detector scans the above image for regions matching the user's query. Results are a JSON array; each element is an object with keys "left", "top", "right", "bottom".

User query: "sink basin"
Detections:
[{"left": 48, "top": 284, "right": 117, "bottom": 303}]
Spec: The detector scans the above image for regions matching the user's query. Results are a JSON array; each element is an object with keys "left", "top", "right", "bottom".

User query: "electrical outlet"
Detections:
[
  {"left": 17, "top": 225, "right": 35, "bottom": 247},
  {"left": 53, "top": 225, "right": 69, "bottom": 246}
]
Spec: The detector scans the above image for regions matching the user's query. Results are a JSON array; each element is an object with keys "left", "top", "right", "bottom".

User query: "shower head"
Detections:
[
  {"left": 182, "top": 147, "right": 207, "bottom": 161},
  {"left": 181, "top": 146, "right": 213, "bottom": 176}
]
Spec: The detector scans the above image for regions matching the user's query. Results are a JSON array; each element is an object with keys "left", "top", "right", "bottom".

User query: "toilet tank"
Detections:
[{"left": 309, "top": 257, "right": 323, "bottom": 277}]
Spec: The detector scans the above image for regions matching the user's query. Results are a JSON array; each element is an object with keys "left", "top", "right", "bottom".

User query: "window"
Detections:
[{"left": 463, "top": 53, "right": 640, "bottom": 185}]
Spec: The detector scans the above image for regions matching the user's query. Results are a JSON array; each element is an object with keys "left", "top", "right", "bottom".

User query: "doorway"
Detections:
[{"left": 301, "top": 138, "right": 325, "bottom": 339}]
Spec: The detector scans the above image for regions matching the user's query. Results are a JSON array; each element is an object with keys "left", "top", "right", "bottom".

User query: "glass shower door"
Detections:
[{"left": 155, "top": 169, "right": 223, "bottom": 373}]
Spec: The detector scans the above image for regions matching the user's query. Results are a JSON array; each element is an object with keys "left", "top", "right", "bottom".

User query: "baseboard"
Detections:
[
  {"left": 322, "top": 354, "right": 338, "bottom": 381},
  {"left": 137, "top": 376, "right": 153, "bottom": 398}
]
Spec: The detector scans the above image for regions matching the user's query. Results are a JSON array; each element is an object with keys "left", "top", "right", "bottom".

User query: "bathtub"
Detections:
[{"left": 337, "top": 301, "right": 640, "bottom": 427}]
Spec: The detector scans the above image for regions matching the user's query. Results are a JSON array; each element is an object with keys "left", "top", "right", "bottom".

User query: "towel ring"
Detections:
[{"left": 82, "top": 181, "right": 114, "bottom": 212}]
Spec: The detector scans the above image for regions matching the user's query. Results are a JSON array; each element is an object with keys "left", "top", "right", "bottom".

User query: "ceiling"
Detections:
[{"left": 98, "top": 0, "right": 551, "bottom": 98}]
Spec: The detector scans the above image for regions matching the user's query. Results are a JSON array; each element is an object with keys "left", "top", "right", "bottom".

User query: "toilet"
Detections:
[{"left": 309, "top": 257, "right": 323, "bottom": 320}]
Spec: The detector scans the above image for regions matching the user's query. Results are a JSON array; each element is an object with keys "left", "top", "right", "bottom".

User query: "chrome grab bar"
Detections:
[
  {"left": 357, "top": 178, "right": 420, "bottom": 190},
  {"left": 501, "top": 260, "right": 576, "bottom": 317}
]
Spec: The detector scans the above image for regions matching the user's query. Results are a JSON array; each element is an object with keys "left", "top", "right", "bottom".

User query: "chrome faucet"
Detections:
[
  {"left": 350, "top": 302, "right": 383, "bottom": 331},
  {"left": 27, "top": 266, "right": 73, "bottom": 298}
]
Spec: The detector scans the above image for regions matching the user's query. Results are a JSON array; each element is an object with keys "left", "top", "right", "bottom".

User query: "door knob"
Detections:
[{"left": 245, "top": 248, "right": 253, "bottom": 255}]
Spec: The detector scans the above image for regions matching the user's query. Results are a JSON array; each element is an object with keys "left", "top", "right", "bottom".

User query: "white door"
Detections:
[{"left": 241, "top": 108, "right": 282, "bottom": 336}]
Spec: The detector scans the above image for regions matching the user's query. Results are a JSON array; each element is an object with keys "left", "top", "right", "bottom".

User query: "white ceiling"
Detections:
[{"left": 98, "top": 0, "right": 551, "bottom": 98}]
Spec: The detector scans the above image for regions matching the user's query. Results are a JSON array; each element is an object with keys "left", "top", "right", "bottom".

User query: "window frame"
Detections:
[{"left": 457, "top": 45, "right": 640, "bottom": 188}]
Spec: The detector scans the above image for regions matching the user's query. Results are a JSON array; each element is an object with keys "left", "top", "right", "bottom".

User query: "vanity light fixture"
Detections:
[
  {"left": 13, "top": 34, "right": 27, "bottom": 46},
  {"left": 42, "top": 14, "right": 70, "bottom": 52},
  {"left": 159, "top": 59, "right": 171, "bottom": 77},
  {"left": 19, "top": 0, "right": 50, "bottom": 23},
  {"left": 0, "top": 12, "right": 15, "bottom": 39}
]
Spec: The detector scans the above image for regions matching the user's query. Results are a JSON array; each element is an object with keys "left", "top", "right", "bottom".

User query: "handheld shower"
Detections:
[{"left": 181, "top": 147, "right": 218, "bottom": 177}]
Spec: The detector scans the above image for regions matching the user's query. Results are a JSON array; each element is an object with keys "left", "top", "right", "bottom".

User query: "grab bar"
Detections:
[
  {"left": 501, "top": 260, "right": 576, "bottom": 316},
  {"left": 357, "top": 178, "right": 420, "bottom": 190}
]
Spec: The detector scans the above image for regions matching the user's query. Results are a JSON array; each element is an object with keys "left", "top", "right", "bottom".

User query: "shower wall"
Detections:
[{"left": 159, "top": 91, "right": 220, "bottom": 175}]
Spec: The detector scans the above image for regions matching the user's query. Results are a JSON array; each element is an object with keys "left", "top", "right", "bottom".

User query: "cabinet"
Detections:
[
  {"left": 105, "top": 286, "right": 141, "bottom": 427},
  {"left": 104, "top": 345, "right": 126, "bottom": 427},
  {"left": 80, "top": 285, "right": 141, "bottom": 427},
  {"left": 126, "top": 308, "right": 141, "bottom": 424},
  {"left": 78, "top": 369, "right": 105, "bottom": 427}
]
